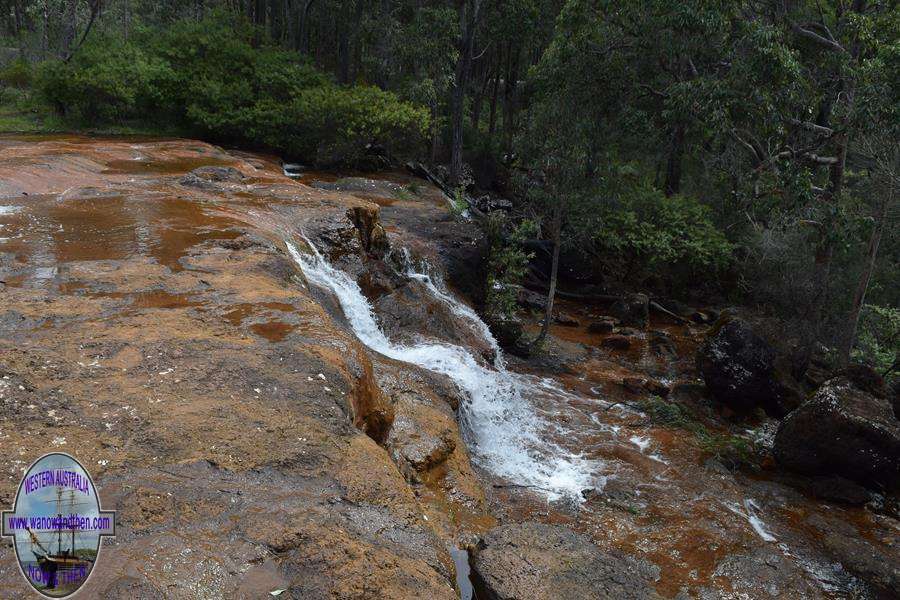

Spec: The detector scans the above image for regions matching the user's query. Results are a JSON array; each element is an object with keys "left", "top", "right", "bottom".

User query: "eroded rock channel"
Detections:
[{"left": 0, "top": 136, "right": 896, "bottom": 599}]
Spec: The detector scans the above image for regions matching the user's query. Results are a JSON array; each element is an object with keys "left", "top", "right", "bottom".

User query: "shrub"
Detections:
[
  {"left": 484, "top": 215, "right": 536, "bottom": 326},
  {"left": 591, "top": 184, "right": 733, "bottom": 283},
  {"left": 0, "top": 59, "right": 32, "bottom": 88},
  {"left": 33, "top": 14, "right": 428, "bottom": 164},
  {"left": 853, "top": 304, "right": 899, "bottom": 380},
  {"left": 35, "top": 37, "right": 171, "bottom": 123}
]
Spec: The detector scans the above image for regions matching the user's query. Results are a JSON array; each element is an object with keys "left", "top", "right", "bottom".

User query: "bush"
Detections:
[
  {"left": 0, "top": 59, "right": 32, "bottom": 88},
  {"left": 36, "top": 37, "right": 170, "bottom": 123},
  {"left": 33, "top": 14, "right": 429, "bottom": 164},
  {"left": 591, "top": 184, "right": 733, "bottom": 283},
  {"left": 484, "top": 215, "right": 536, "bottom": 325},
  {"left": 854, "top": 304, "right": 899, "bottom": 380}
]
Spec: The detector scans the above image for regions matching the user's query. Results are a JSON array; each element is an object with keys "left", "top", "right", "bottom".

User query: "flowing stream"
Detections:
[{"left": 287, "top": 239, "right": 599, "bottom": 501}]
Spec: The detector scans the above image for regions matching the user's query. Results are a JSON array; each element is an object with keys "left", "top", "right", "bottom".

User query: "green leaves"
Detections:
[{"left": 33, "top": 13, "right": 429, "bottom": 165}]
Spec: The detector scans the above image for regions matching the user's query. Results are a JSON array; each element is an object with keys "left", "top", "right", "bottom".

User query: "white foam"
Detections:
[
  {"left": 0, "top": 205, "right": 22, "bottom": 215},
  {"left": 726, "top": 498, "right": 777, "bottom": 542},
  {"left": 287, "top": 240, "right": 599, "bottom": 501},
  {"left": 399, "top": 250, "right": 503, "bottom": 366},
  {"left": 629, "top": 435, "right": 651, "bottom": 453}
]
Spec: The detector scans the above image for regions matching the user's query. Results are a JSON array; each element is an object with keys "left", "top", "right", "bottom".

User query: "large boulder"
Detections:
[
  {"left": 696, "top": 318, "right": 802, "bottom": 416},
  {"left": 469, "top": 523, "right": 661, "bottom": 600},
  {"left": 774, "top": 377, "right": 900, "bottom": 491},
  {"left": 610, "top": 293, "right": 649, "bottom": 329}
]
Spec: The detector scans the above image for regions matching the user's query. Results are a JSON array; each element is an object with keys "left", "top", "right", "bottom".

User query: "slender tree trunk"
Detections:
[
  {"left": 430, "top": 103, "right": 440, "bottom": 163},
  {"left": 449, "top": 0, "right": 482, "bottom": 187},
  {"left": 375, "top": 0, "right": 392, "bottom": 88},
  {"left": 59, "top": 0, "right": 78, "bottom": 58},
  {"left": 532, "top": 200, "right": 562, "bottom": 350},
  {"left": 123, "top": 0, "right": 130, "bottom": 41},
  {"left": 470, "top": 56, "right": 490, "bottom": 130},
  {"left": 298, "top": 0, "right": 315, "bottom": 54},
  {"left": 488, "top": 65, "right": 500, "bottom": 136},
  {"left": 838, "top": 189, "right": 890, "bottom": 366},
  {"left": 12, "top": 0, "right": 25, "bottom": 58},
  {"left": 502, "top": 44, "right": 521, "bottom": 151},
  {"left": 337, "top": 17, "right": 350, "bottom": 83},
  {"left": 664, "top": 124, "right": 685, "bottom": 197},
  {"left": 41, "top": 2, "right": 49, "bottom": 58}
]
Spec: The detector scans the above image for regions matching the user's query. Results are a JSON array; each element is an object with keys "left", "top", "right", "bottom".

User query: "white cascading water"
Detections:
[{"left": 287, "top": 239, "right": 599, "bottom": 501}]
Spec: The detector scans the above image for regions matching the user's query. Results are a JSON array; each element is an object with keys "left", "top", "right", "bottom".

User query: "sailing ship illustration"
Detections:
[{"left": 23, "top": 487, "right": 93, "bottom": 592}]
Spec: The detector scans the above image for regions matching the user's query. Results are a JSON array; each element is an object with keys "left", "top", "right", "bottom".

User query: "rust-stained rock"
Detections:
[
  {"left": 347, "top": 204, "right": 390, "bottom": 258},
  {"left": 470, "top": 523, "right": 662, "bottom": 600},
  {"left": 0, "top": 136, "right": 463, "bottom": 599}
]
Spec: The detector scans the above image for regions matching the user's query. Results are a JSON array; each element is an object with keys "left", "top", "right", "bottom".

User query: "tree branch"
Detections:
[
  {"left": 788, "top": 118, "right": 834, "bottom": 137},
  {"left": 791, "top": 22, "right": 847, "bottom": 53}
]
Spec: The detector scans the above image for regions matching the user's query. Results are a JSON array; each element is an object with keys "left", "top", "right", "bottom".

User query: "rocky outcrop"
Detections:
[
  {"left": 587, "top": 319, "right": 616, "bottom": 334},
  {"left": 0, "top": 138, "right": 463, "bottom": 598},
  {"left": 610, "top": 293, "right": 649, "bottom": 329},
  {"left": 469, "top": 523, "right": 661, "bottom": 600},
  {"left": 697, "top": 318, "right": 802, "bottom": 416},
  {"left": 774, "top": 377, "right": 900, "bottom": 490},
  {"left": 314, "top": 176, "right": 407, "bottom": 201},
  {"left": 347, "top": 205, "right": 390, "bottom": 258},
  {"left": 179, "top": 165, "right": 245, "bottom": 190}
]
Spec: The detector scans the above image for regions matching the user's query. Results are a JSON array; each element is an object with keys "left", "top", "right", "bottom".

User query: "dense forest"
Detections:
[{"left": 0, "top": 0, "right": 897, "bottom": 381}]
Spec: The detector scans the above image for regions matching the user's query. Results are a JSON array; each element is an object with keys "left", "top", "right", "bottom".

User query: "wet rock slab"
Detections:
[
  {"left": 0, "top": 136, "right": 467, "bottom": 598},
  {"left": 470, "top": 523, "right": 662, "bottom": 600}
]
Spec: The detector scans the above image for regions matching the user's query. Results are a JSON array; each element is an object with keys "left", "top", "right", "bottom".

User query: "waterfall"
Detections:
[{"left": 287, "top": 239, "right": 598, "bottom": 502}]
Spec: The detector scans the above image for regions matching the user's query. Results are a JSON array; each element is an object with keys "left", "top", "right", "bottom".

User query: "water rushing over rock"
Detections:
[{"left": 287, "top": 239, "right": 600, "bottom": 502}]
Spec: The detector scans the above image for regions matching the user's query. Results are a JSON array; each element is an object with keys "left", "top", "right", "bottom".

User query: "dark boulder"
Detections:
[
  {"left": 517, "top": 288, "right": 546, "bottom": 311},
  {"left": 807, "top": 475, "right": 873, "bottom": 506},
  {"left": 588, "top": 319, "right": 616, "bottom": 335},
  {"left": 610, "top": 293, "right": 649, "bottom": 329},
  {"left": 553, "top": 311, "right": 580, "bottom": 327},
  {"left": 601, "top": 335, "right": 632, "bottom": 351},
  {"left": 839, "top": 363, "right": 887, "bottom": 399},
  {"left": 654, "top": 298, "right": 693, "bottom": 318},
  {"left": 774, "top": 377, "right": 900, "bottom": 491},
  {"left": 696, "top": 318, "right": 802, "bottom": 416},
  {"left": 469, "top": 523, "right": 661, "bottom": 600},
  {"left": 649, "top": 331, "right": 677, "bottom": 359}
]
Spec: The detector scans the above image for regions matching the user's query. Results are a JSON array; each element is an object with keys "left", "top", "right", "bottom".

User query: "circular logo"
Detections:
[{"left": 2, "top": 453, "right": 115, "bottom": 597}]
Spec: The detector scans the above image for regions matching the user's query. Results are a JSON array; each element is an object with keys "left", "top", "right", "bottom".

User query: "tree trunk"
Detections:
[
  {"left": 449, "top": 0, "right": 482, "bottom": 187},
  {"left": 664, "top": 124, "right": 685, "bottom": 197},
  {"left": 375, "top": 0, "right": 392, "bottom": 88},
  {"left": 838, "top": 189, "right": 890, "bottom": 366},
  {"left": 502, "top": 45, "right": 521, "bottom": 151},
  {"left": 59, "top": 0, "right": 78, "bottom": 58},
  {"left": 532, "top": 201, "right": 562, "bottom": 350},
  {"left": 430, "top": 103, "right": 440, "bottom": 163},
  {"left": 488, "top": 63, "right": 500, "bottom": 136},
  {"left": 123, "top": 0, "right": 131, "bottom": 41}
]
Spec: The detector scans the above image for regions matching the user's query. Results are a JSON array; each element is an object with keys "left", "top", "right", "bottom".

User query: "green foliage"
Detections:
[
  {"left": 36, "top": 35, "right": 171, "bottom": 123},
  {"left": 638, "top": 396, "right": 759, "bottom": 470},
  {"left": 696, "top": 432, "right": 758, "bottom": 470},
  {"left": 638, "top": 396, "right": 705, "bottom": 433},
  {"left": 593, "top": 184, "right": 733, "bottom": 278},
  {"left": 33, "top": 14, "right": 428, "bottom": 165},
  {"left": 853, "top": 305, "right": 899, "bottom": 379},
  {"left": 484, "top": 215, "right": 535, "bottom": 324},
  {"left": 0, "top": 59, "right": 32, "bottom": 88}
]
